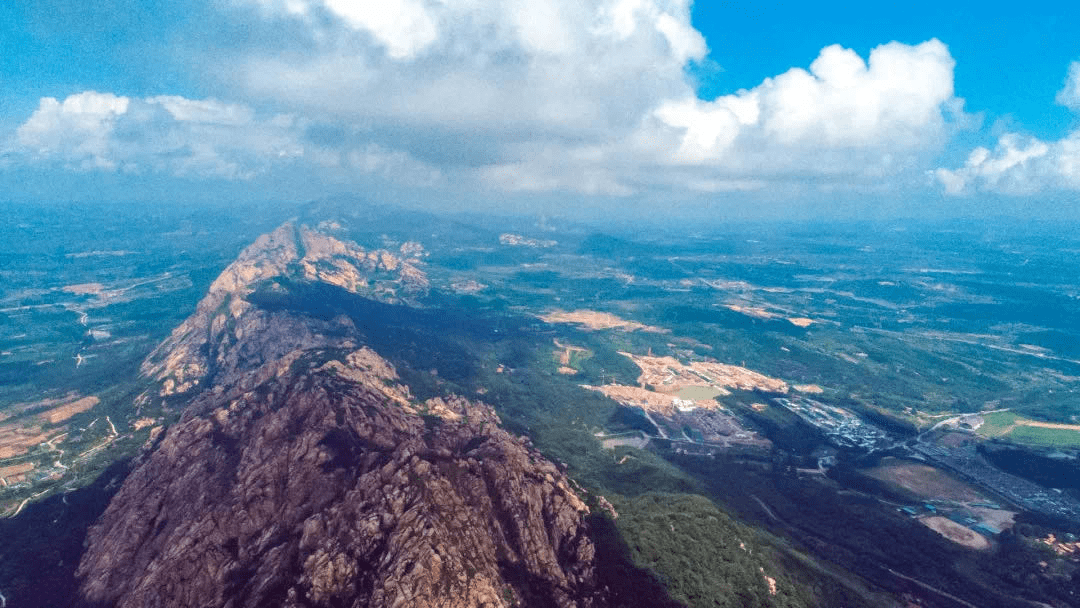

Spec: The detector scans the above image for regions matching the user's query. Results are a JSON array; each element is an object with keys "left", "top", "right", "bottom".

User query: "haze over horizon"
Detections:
[{"left": 2, "top": 1, "right": 1078, "bottom": 220}]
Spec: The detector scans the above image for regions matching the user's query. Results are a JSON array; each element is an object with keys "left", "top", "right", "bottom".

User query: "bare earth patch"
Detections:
[
  {"left": 725, "top": 304, "right": 775, "bottom": 320},
  {"left": 133, "top": 417, "right": 158, "bottom": 431},
  {"left": 0, "top": 462, "right": 34, "bottom": 480},
  {"left": 864, "top": 459, "right": 986, "bottom": 502},
  {"left": 40, "top": 396, "right": 100, "bottom": 424},
  {"left": 0, "top": 393, "right": 100, "bottom": 470},
  {"left": 970, "top": 507, "right": 1016, "bottom": 531},
  {"left": 450, "top": 279, "right": 487, "bottom": 294},
  {"left": 585, "top": 384, "right": 702, "bottom": 416},
  {"left": 724, "top": 304, "right": 815, "bottom": 328},
  {"left": 62, "top": 282, "right": 107, "bottom": 295},
  {"left": 1016, "top": 420, "right": 1080, "bottom": 431},
  {"left": 540, "top": 310, "right": 668, "bottom": 333},
  {"left": 621, "top": 352, "right": 788, "bottom": 395},
  {"left": 794, "top": 384, "right": 824, "bottom": 394},
  {"left": 920, "top": 516, "right": 990, "bottom": 550},
  {"left": 0, "top": 424, "right": 54, "bottom": 459}
]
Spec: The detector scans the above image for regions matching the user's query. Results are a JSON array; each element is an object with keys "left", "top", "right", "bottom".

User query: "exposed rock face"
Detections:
[
  {"left": 142, "top": 223, "right": 429, "bottom": 397},
  {"left": 78, "top": 226, "right": 605, "bottom": 608}
]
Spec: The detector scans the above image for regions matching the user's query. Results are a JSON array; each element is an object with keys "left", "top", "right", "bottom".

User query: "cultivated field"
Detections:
[{"left": 975, "top": 411, "right": 1080, "bottom": 448}]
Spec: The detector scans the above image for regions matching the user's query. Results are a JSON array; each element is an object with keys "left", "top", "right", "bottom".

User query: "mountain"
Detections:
[
  {"left": 140, "top": 222, "right": 429, "bottom": 398},
  {"left": 75, "top": 223, "right": 606, "bottom": 608}
]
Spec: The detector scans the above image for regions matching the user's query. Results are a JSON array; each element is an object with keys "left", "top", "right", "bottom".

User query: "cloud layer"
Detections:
[
  {"left": 935, "top": 61, "right": 1080, "bottom": 195},
  {"left": 8, "top": 90, "right": 442, "bottom": 185},
  {"left": 14, "top": 91, "right": 298, "bottom": 178},
  {"left": 5, "top": 1, "right": 974, "bottom": 200}
]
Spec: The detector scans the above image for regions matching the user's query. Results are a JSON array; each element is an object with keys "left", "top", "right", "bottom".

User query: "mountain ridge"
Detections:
[{"left": 76, "top": 224, "right": 607, "bottom": 608}]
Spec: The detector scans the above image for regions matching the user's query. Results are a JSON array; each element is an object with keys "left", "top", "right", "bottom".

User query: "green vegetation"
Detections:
[
  {"left": 1007, "top": 425, "right": 1080, "bottom": 448},
  {"left": 615, "top": 493, "right": 813, "bottom": 608},
  {"left": 10, "top": 203, "right": 1080, "bottom": 607},
  {"left": 976, "top": 412, "right": 1080, "bottom": 448},
  {"left": 977, "top": 411, "right": 1020, "bottom": 437}
]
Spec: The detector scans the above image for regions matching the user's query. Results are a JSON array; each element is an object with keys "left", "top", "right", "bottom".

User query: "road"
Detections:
[
  {"left": 639, "top": 409, "right": 668, "bottom": 439},
  {"left": 750, "top": 494, "right": 779, "bottom": 522},
  {"left": 886, "top": 568, "right": 978, "bottom": 608}
]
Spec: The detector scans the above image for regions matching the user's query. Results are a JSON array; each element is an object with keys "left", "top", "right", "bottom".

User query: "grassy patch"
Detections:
[
  {"left": 1007, "top": 425, "right": 1080, "bottom": 448},
  {"left": 976, "top": 411, "right": 1019, "bottom": 437}
]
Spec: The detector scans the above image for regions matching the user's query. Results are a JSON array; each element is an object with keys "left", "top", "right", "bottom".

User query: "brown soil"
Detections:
[
  {"left": 0, "top": 425, "right": 54, "bottom": 458},
  {"left": 133, "top": 417, "right": 157, "bottom": 431},
  {"left": 0, "top": 462, "right": 35, "bottom": 479},
  {"left": 40, "top": 396, "right": 100, "bottom": 424},
  {"left": 863, "top": 459, "right": 985, "bottom": 502},
  {"left": 970, "top": 507, "right": 1016, "bottom": 531},
  {"left": 725, "top": 305, "right": 775, "bottom": 320},
  {"left": 920, "top": 516, "right": 990, "bottom": 550},
  {"left": 62, "top": 282, "right": 106, "bottom": 295},
  {"left": 540, "top": 310, "right": 668, "bottom": 333},
  {"left": 1016, "top": 420, "right": 1080, "bottom": 431},
  {"left": 552, "top": 339, "right": 588, "bottom": 365},
  {"left": 621, "top": 352, "right": 788, "bottom": 395},
  {"left": 586, "top": 384, "right": 697, "bottom": 415}
]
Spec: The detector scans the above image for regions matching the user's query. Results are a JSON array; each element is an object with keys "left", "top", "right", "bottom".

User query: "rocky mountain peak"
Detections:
[
  {"left": 76, "top": 224, "right": 607, "bottom": 607},
  {"left": 141, "top": 223, "right": 428, "bottom": 397}
]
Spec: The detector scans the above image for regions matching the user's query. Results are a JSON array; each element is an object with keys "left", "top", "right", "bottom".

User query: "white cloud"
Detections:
[
  {"left": 234, "top": 0, "right": 699, "bottom": 135},
  {"left": 935, "top": 61, "right": 1080, "bottom": 195},
  {"left": 1058, "top": 61, "right": 1080, "bottom": 111},
  {"left": 17, "top": 92, "right": 130, "bottom": 170},
  {"left": 9, "top": 90, "right": 446, "bottom": 187},
  {"left": 224, "top": 0, "right": 961, "bottom": 195},
  {"left": 9, "top": 3, "right": 967, "bottom": 199},
  {"left": 654, "top": 12, "right": 706, "bottom": 63},
  {"left": 933, "top": 131, "right": 1080, "bottom": 195},
  {"left": 645, "top": 40, "right": 956, "bottom": 169},
  {"left": 478, "top": 39, "right": 960, "bottom": 195},
  {"left": 322, "top": 0, "right": 438, "bottom": 59},
  {"left": 13, "top": 92, "right": 299, "bottom": 178}
]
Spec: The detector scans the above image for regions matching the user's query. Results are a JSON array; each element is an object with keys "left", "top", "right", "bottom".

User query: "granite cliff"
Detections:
[
  {"left": 141, "top": 222, "right": 429, "bottom": 397},
  {"left": 77, "top": 225, "right": 606, "bottom": 608}
]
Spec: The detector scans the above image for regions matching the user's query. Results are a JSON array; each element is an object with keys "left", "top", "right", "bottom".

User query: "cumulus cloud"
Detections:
[
  {"left": 16, "top": 92, "right": 131, "bottom": 170},
  {"left": 9, "top": 90, "right": 445, "bottom": 186},
  {"left": 480, "top": 39, "right": 961, "bottom": 194},
  {"left": 9, "top": 2, "right": 967, "bottom": 198},
  {"left": 933, "top": 131, "right": 1080, "bottom": 195},
  {"left": 232, "top": 0, "right": 702, "bottom": 137},
  {"left": 644, "top": 40, "right": 956, "bottom": 168},
  {"left": 13, "top": 91, "right": 295, "bottom": 178},
  {"left": 935, "top": 61, "right": 1080, "bottom": 195}
]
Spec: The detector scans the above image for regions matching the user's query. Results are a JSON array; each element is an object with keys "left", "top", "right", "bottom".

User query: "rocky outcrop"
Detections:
[
  {"left": 141, "top": 223, "right": 428, "bottom": 397},
  {"left": 78, "top": 225, "right": 605, "bottom": 608}
]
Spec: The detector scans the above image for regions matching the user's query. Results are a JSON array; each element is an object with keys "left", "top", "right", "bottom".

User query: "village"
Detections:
[{"left": 0, "top": 393, "right": 151, "bottom": 517}]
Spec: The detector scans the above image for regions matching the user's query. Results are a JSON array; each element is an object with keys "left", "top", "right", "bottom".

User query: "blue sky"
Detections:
[
  {"left": 2, "top": 1, "right": 1078, "bottom": 218},
  {"left": 692, "top": 2, "right": 1077, "bottom": 137}
]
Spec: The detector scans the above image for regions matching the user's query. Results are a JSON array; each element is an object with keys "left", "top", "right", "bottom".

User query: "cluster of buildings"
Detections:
[
  {"left": 898, "top": 503, "right": 1003, "bottom": 537},
  {"left": 773, "top": 394, "right": 1080, "bottom": 527},
  {"left": 773, "top": 396, "right": 897, "bottom": 451},
  {"left": 914, "top": 443, "right": 1080, "bottom": 524}
]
